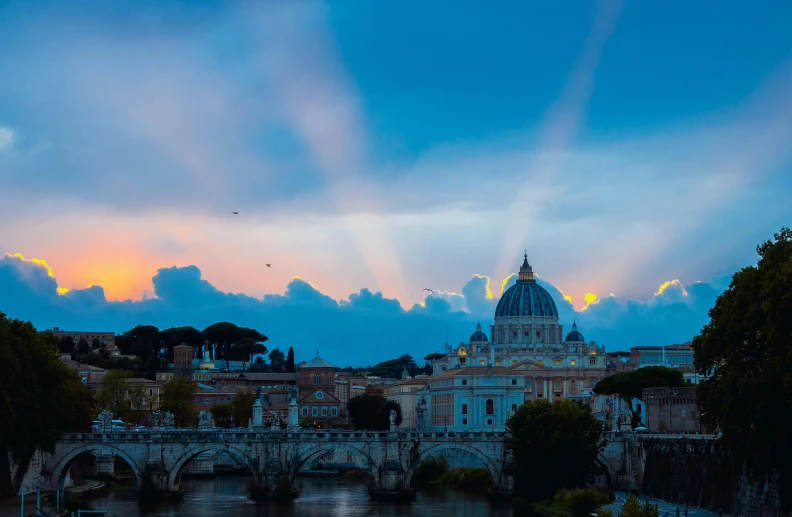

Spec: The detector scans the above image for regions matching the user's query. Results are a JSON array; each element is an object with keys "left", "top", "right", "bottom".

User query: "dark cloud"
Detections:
[{"left": 0, "top": 254, "right": 731, "bottom": 366}]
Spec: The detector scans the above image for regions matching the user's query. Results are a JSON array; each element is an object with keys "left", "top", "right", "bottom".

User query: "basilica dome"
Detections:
[
  {"left": 565, "top": 322, "right": 585, "bottom": 342},
  {"left": 469, "top": 322, "right": 489, "bottom": 343},
  {"left": 494, "top": 255, "right": 559, "bottom": 318}
]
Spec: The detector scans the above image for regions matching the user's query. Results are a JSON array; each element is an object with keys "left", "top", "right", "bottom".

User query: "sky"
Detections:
[{"left": 1, "top": 1, "right": 791, "bottom": 366}]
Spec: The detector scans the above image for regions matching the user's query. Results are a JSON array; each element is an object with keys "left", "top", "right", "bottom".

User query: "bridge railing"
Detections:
[{"left": 58, "top": 429, "right": 507, "bottom": 443}]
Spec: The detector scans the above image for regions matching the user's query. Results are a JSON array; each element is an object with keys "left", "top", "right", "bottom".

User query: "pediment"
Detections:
[
  {"left": 508, "top": 359, "right": 549, "bottom": 370},
  {"left": 298, "top": 388, "right": 341, "bottom": 404}
]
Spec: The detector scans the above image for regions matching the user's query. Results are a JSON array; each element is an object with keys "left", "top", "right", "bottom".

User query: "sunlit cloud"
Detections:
[{"left": 581, "top": 292, "right": 598, "bottom": 311}]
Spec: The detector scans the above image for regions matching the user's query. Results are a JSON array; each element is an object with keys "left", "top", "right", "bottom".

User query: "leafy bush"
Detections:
[
  {"left": 553, "top": 488, "right": 613, "bottom": 517},
  {"left": 411, "top": 455, "right": 449, "bottom": 489},
  {"left": 617, "top": 495, "right": 659, "bottom": 517},
  {"left": 436, "top": 468, "right": 493, "bottom": 493}
]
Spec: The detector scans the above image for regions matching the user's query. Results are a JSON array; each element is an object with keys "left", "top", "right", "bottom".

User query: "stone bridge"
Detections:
[{"left": 41, "top": 429, "right": 516, "bottom": 500}]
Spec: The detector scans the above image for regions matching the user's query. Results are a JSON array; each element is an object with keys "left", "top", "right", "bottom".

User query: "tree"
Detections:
[
  {"left": 210, "top": 403, "right": 232, "bottom": 428},
  {"left": 201, "top": 322, "right": 240, "bottom": 372},
  {"left": 368, "top": 354, "right": 421, "bottom": 378},
  {"left": 97, "top": 370, "right": 135, "bottom": 422},
  {"left": 160, "top": 378, "right": 198, "bottom": 427},
  {"left": 693, "top": 227, "right": 792, "bottom": 510},
  {"left": 424, "top": 352, "right": 446, "bottom": 361},
  {"left": 230, "top": 388, "right": 256, "bottom": 427},
  {"left": 593, "top": 366, "right": 683, "bottom": 419},
  {"left": 269, "top": 348, "right": 286, "bottom": 372},
  {"left": 160, "top": 326, "right": 202, "bottom": 362},
  {"left": 56, "top": 335, "right": 74, "bottom": 354},
  {"left": 117, "top": 325, "right": 160, "bottom": 360},
  {"left": 505, "top": 399, "right": 605, "bottom": 502},
  {"left": 347, "top": 393, "right": 402, "bottom": 430},
  {"left": 0, "top": 315, "right": 93, "bottom": 498},
  {"left": 286, "top": 347, "right": 295, "bottom": 373},
  {"left": 76, "top": 337, "right": 91, "bottom": 356},
  {"left": 90, "top": 338, "right": 102, "bottom": 351},
  {"left": 236, "top": 337, "right": 266, "bottom": 371}
]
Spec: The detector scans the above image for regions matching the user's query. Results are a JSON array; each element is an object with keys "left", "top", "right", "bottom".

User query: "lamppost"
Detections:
[{"left": 444, "top": 417, "right": 448, "bottom": 433}]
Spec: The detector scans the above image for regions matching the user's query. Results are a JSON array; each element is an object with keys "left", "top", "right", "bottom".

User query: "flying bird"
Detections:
[
  {"left": 423, "top": 288, "right": 434, "bottom": 293},
  {"left": 265, "top": 264, "right": 271, "bottom": 268},
  {"left": 232, "top": 211, "right": 239, "bottom": 214}
]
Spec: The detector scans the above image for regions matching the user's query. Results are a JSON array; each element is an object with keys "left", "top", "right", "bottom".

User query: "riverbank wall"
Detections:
[{"left": 639, "top": 438, "right": 786, "bottom": 517}]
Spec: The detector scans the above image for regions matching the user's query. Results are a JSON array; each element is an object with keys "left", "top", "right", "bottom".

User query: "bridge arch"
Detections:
[
  {"left": 292, "top": 442, "right": 377, "bottom": 479},
  {"left": 595, "top": 454, "right": 616, "bottom": 490},
  {"left": 167, "top": 444, "right": 259, "bottom": 490},
  {"left": 50, "top": 444, "right": 143, "bottom": 490},
  {"left": 405, "top": 442, "right": 502, "bottom": 488}
]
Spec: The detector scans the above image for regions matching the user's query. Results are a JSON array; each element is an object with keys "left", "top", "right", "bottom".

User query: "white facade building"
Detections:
[{"left": 429, "top": 366, "right": 524, "bottom": 431}]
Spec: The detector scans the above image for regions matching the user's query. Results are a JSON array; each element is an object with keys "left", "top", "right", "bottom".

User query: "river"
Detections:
[{"left": 87, "top": 477, "right": 515, "bottom": 517}]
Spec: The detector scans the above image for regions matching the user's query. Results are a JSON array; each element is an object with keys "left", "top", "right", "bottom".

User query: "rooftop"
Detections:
[
  {"left": 299, "top": 354, "right": 336, "bottom": 369},
  {"left": 432, "top": 366, "right": 517, "bottom": 380}
]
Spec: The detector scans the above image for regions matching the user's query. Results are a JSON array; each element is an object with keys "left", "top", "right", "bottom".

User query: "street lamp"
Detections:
[{"left": 444, "top": 417, "right": 448, "bottom": 433}]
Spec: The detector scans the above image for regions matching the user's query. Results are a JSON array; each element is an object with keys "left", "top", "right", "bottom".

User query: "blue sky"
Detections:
[{"left": 0, "top": 1, "right": 791, "bottom": 364}]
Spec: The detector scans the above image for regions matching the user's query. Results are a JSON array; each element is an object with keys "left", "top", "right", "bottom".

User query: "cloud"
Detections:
[
  {"left": 0, "top": 126, "right": 14, "bottom": 150},
  {"left": 0, "top": 253, "right": 732, "bottom": 366}
]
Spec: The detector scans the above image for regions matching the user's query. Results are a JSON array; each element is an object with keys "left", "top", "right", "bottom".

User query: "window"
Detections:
[
  {"left": 589, "top": 357, "right": 596, "bottom": 365},
  {"left": 462, "top": 379, "right": 467, "bottom": 385},
  {"left": 311, "top": 406, "right": 318, "bottom": 417},
  {"left": 302, "top": 407, "right": 308, "bottom": 416},
  {"left": 512, "top": 404, "right": 517, "bottom": 412},
  {"left": 321, "top": 406, "right": 328, "bottom": 416},
  {"left": 462, "top": 404, "right": 468, "bottom": 415},
  {"left": 486, "top": 399, "right": 494, "bottom": 415},
  {"left": 331, "top": 407, "right": 338, "bottom": 416},
  {"left": 313, "top": 374, "right": 321, "bottom": 385},
  {"left": 487, "top": 419, "right": 493, "bottom": 425},
  {"left": 460, "top": 358, "right": 466, "bottom": 365},
  {"left": 526, "top": 380, "right": 532, "bottom": 393},
  {"left": 554, "top": 379, "right": 562, "bottom": 391},
  {"left": 524, "top": 331, "right": 529, "bottom": 336},
  {"left": 511, "top": 379, "right": 517, "bottom": 385},
  {"left": 512, "top": 360, "right": 518, "bottom": 365},
  {"left": 553, "top": 359, "right": 561, "bottom": 366},
  {"left": 462, "top": 418, "right": 468, "bottom": 425},
  {"left": 570, "top": 360, "right": 576, "bottom": 366},
  {"left": 636, "top": 403, "right": 642, "bottom": 415},
  {"left": 479, "top": 360, "right": 485, "bottom": 365},
  {"left": 536, "top": 360, "right": 542, "bottom": 365}
]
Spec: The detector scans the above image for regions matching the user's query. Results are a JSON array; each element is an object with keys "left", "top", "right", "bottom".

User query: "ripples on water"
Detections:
[{"left": 92, "top": 477, "right": 515, "bottom": 517}]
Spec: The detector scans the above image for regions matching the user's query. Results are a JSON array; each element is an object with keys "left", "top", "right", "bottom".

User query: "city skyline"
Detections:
[{"left": 2, "top": 1, "right": 792, "bottom": 364}]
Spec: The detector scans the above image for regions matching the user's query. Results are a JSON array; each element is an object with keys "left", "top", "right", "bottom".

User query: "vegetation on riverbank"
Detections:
[{"left": 410, "top": 455, "right": 493, "bottom": 493}]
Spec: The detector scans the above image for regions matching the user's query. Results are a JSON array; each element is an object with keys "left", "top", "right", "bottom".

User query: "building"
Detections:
[
  {"left": 429, "top": 366, "right": 524, "bottom": 431},
  {"left": 383, "top": 371, "right": 430, "bottom": 429},
  {"left": 430, "top": 255, "right": 609, "bottom": 403},
  {"left": 47, "top": 327, "right": 119, "bottom": 356},
  {"left": 642, "top": 387, "right": 706, "bottom": 433},
  {"left": 173, "top": 344, "right": 194, "bottom": 379},
  {"left": 297, "top": 354, "right": 344, "bottom": 427},
  {"left": 629, "top": 343, "right": 703, "bottom": 384},
  {"left": 334, "top": 373, "right": 367, "bottom": 413}
]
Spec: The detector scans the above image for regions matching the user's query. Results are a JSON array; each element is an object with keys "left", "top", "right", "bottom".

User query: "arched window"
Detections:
[
  {"left": 486, "top": 399, "right": 494, "bottom": 415},
  {"left": 313, "top": 374, "right": 321, "bottom": 385}
]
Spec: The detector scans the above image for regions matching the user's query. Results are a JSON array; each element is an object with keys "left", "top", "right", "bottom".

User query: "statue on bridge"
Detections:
[
  {"left": 389, "top": 409, "right": 397, "bottom": 430},
  {"left": 198, "top": 411, "right": 213, "bottom": 429},
  {"left": 267, "top": 411, "right": 282, "bottom": 429},
  {"left": 287, "top": 385, "right": 298, "bottom": 405},
  {"left": 97, "top": 410, "right": 113, "bottom": 432},
  {"left": 162, "top": 411, "right": 175, "bottom": 428}
]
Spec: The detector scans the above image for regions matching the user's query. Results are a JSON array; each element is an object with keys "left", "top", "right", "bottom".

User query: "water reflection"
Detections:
[{"left": 91, "top": 477, "right": 514, "bottom": 517}]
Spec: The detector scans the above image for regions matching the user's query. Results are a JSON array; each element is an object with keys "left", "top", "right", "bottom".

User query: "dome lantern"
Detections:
[{"left": 518, "top": 253, "right": 534, "bottom": 282}]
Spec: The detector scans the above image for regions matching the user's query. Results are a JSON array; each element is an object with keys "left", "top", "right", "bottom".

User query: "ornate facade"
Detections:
[{"left": 431, "top": 255, "right": 609, "bottom": 416}]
